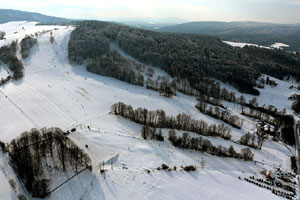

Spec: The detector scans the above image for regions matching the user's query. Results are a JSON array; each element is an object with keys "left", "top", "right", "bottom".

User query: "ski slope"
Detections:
[
  {"left": 223, "top": 41, "right": 270, "bottom": 49},
  {"left": 0, "top": 21, "right": 298, "bottom": 200},
  {"left": 223, "top": 41, "right": 291, "bottom": 50}
]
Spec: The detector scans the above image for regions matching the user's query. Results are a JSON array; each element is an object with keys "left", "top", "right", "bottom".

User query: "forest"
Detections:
[
  {"left": 158, "top": 21, "right": 300, "bottom": 52},
  {"left": 20, "top": 35, "right": 38, "bottom": 59},
  {"left": 87, "top": 50, "right": 144, "bottom": 86},
  {"left": 0, "top": 41, "right": 24, "bottom": 79},
  {"left": 7, "top": 128, "right": 92, "bottom": 198},
  {"left": 68, "top": 20, "right": 300, "bottom": 95}
]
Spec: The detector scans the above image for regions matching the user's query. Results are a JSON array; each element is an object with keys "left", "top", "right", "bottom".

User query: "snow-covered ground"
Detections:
[
  {"left": 224, "top": 41, "right": 291, "bottom": 50},
  {"left": 271, "top": 43, "right": 290, "bottom": 49},
  {"left": 217, "top": 75, "right": 300, "bottom": 119},
  {"left": 223, "top": 41, "right": 270, "bottom": 49},
  {"left": 0, "top": 64, "right": 10, "bottom": 79},
  {"left": 0, "top": 21, "right": 298, "bottom": 200},
  {"left": 0, "top": 21, "right": 63, "bottom": 47}
]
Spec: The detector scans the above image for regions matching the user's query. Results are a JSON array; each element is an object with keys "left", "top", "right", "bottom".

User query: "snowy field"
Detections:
[
  {"left": 0, "top": 64, "right": 10, "bottom": 79},
  {"left": 223, "top": 41, "right": 291, "bottom": 50},
  {"left": 0, "top": 22, "right": 298, "bottom": 200},
  {"left": 271, "top": 43, "right": 290, "bottom": 49},
  {"left": 223, "top": 41, "right": 270, "bottom": 49}
]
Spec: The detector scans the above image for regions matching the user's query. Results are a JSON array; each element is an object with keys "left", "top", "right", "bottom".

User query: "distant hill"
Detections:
[
  {"left": 0, "top": 9, "right": 72, "bottom": 24},
  {"left": 117, "top": 18, "right": 188, "bottom": 30},
  {"left": 158, "top": 21, "right": 300, "bottom": 51}
]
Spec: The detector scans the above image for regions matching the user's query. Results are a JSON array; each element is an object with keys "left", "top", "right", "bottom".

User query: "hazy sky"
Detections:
[{"left": 1, "top": 0, "right": 300, "bottom": 23}]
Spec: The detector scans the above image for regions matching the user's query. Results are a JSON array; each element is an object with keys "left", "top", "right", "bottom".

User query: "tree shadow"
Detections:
[{"left": 47, "top": 170, "right": 105, "bottom": 200}]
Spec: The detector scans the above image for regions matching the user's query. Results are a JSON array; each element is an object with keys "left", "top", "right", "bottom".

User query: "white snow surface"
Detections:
[
  {"left": 0, "top": 21, "right": 298, "bottom": 200},
  {"left": 0, "top": 64, "right": 10, "bottom": 79},
  {"left": 223, "top": 41, "right": 270, "bottom": 49},
  {"left": 271, "top": 43, "right": 290, "bottom": 49},
  {"left": 224, "top": 41, "right": 291, "bottom": 50}
]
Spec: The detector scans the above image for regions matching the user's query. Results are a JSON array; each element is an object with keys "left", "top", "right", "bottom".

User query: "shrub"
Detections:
[
  {"left": 183, "top": 165, "right": 196, "bottom": 171},
  {"left": 161, "top": 163, "right": 169, "bottom": 170},
  {"left": 9, "top": 179, "right": 16, "bottom": 190},
  {"left": 17, "top": 194, "right": 27, "bottom": 200}
]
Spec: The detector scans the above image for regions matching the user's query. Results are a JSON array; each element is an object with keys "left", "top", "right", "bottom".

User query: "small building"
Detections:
[{"left": 266, "top": 170, "right": 275, "bottom": 180}]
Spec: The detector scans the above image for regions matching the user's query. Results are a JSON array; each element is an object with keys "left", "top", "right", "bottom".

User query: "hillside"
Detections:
[
  {"left": 158, "top": 21, "right": 300, "bottom": 51},
  {"left": 0, "top": 21, "right": 299, "bottom": 199},
  {"left": 0, "top": 9, "right": 72, "bottom": 24},
  {"left": 68, "top": 21, "right": 300, "bottom": 95}
]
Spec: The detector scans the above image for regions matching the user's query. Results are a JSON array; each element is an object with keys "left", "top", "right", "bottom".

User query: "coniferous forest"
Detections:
[
  {"left": 0, "top": 41, "right": 24, "bottom": 79},
  {"left": 68, "top": 21, "right": 300, "bottom": 95}
]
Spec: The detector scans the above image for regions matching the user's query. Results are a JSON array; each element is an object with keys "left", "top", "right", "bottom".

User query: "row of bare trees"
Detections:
[
  {"left": 146, "top": 77, "right": 176, "bottom": 98},
  {"left": 196, "top": 101, "right": 244, "bottom": 129},
  {"left": 141, "top": 125, "right": 164, "bottom": 141},
  {"left": 197, "top": 94, "right": 225, "bottom": 108},
  {"left": 241, "top": 108, "right": 279, "bottom": 126},
  {"left": 168, "top": 130, "right": 254, "bottom": 161},
  {"left": 111, "top": 102, "right": 231, "bottom": 140},
  {"left": 239, "top": 132, "right": 264, "bottom": 149}
]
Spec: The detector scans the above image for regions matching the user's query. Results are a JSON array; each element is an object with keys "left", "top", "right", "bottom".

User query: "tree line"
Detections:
[
  {"left": 196, "top": 101, "right": 244, "bottom": 129},
  {"left": 241, "top": 107, "right": 279, "bottom": 127},
  {"left": 8, "top": 127, "right": 92, "bottom": 198},
  {"left": 111, "top": 102, "right": 232, "bottom": 140},
  {"left": 146, "top": 76, "right": 176, "bottom": 98},
  {"left": 239, "top": 132, "right": 264, "bottom": 149},
  {"left": 197, "top": 94, "right": 225, "bottom": 108},
  {"left": 141, "top": 125, "right": 164, "bottom": 141},
  {"left": 138, "top": 125, "right": 254, "bottom": 161},
  {"left": 168, "top": 130, "right": 254, "bottom": 161}
]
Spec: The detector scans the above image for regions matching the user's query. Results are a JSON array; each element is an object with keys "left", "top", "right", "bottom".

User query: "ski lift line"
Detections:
[
  {"left": 79, "top": 176, "right": 97, "bottom": 200},
  {"left": 8, "top": 161, "right": 32, "bottom": 199},
  {"left": 0, "top": 89, "right": 40, "bottom": 129},
  {"left": 23, "top": 80, "right": 78, "bottom": 123},
  {"left": 278, "top": 139, "right": 295, "bottom": 157},
  {"left": 44, "top": 167, "right": 89, "bottom": 197}
]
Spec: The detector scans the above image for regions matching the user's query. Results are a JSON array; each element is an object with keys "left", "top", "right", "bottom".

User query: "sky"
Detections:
[{"left": 0, "top": 0, "right": 300, "bottom": 23}]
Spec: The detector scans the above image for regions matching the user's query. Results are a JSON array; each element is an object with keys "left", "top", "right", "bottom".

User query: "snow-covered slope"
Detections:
[
  {"left": 223, "top": 41, "right": 270, "bottom": 49},
  {"left": 0, "top": 21, "right": 298, "bottom": 200},
  {"left": 223, "top": 41, "right": 291, "bottom": 50}
]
